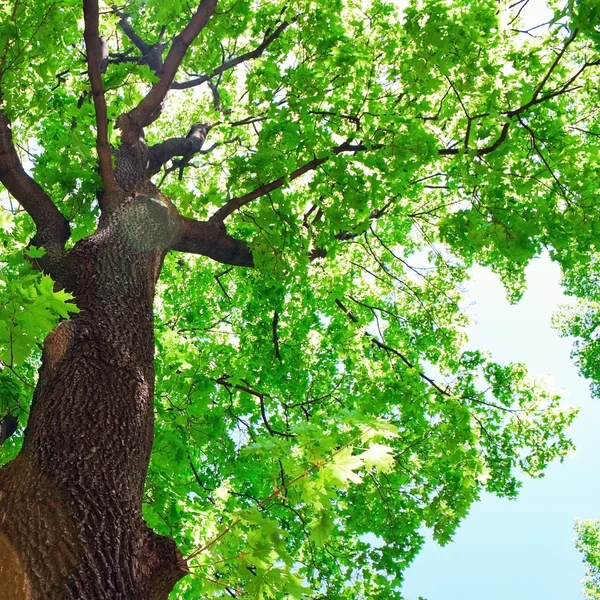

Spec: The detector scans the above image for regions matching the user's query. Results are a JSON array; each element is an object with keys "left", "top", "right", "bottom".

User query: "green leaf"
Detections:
[{"left": 359, "top": 444, "right": 396, "bottom": 473}]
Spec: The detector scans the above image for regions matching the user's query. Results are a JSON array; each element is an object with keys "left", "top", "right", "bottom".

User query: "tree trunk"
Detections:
[{"left": 0, "top": 191, "right": 186, "bottom": 599}]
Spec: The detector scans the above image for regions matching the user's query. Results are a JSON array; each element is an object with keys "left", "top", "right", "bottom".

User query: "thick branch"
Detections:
[
  {"left": 114, "top": 11, "right": 165, "bottom": 75},
  {"left": 146, "top": 123, "right": 210, "bottom": 176},
  {"left": 125, "top": 0, "right": 218, "bottom": 133},
  {"left": 209, "top": 140, "right": 371, "bottom": 222},
  {"left": 116, "top": 12, "right": 151, "bottom": 56},
  {"left": 0, "top": 104, "right": 70, "bottom": 254},
  {"left": 172, "top": 216, "right": 253, "bottom": 267},
  {"left": 172, "top": 18, "right": 293, "bottom": 90},
  {"left": 83, "top": 0, "right": 119, "bottom": 203}
]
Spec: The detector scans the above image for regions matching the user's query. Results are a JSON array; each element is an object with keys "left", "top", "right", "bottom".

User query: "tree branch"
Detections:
[
  {"left": 213, "top": 376, "right": 295, "bottom": 438},
  {"left": 517, "top": 114, "right": 571, "bottom": 201},
  {"left": 172, "top": 18, "right": 294, "bottom": 90},
  {"left": 210, "top": 74, "right": 580, "bottom": 224},
  {"left": 113, "top": 10, "right": 165, "bottom": 75},
  {"left": 334, "top": 298, "right": 451, "bottom": 398},
  {"left": 147, "top": 123, "right": 211, "bottom": 176},
  {"left": 530, "top": 29, "right": 578, "bottom": 105},
  {"left": 116, "top": 11, "right": 152, "bottom": 56},
  {"left": 83, "top": 0, "right": 118, "bottom": 203},
  {"left": 436, "top": 33, "right": 598, "bottom": 158},
  {"left": 209, "top": 140, "right": 374, "bottom": 222},
  {"left": 124, "top": 0, "right": 218, "bottom": 135},
  {"left": 272, "top": 311, "right": 282, "bottom": 363},
  {"left": 172, "top": 216, "right": 253, "bottom": 267},
  {"left": 0, "top": 103, "right": 70, "bottom": 256},
  {"left": 438, "top": 122, "right": 512, "bottom": 156}
]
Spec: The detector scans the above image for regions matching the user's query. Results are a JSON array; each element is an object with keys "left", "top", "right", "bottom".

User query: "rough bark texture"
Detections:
[{"left": 0, "top": 155, "right": 187, "bottom": 599}]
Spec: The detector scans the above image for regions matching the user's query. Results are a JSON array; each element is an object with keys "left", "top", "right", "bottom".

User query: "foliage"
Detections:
[
  {"left": 575, "top": 519, "right": 600, "bottom": 600},
  {"left": 554, "top": 257, "right": 600, "bottom": 397},
  {"left": 2, "top": 0, "right": 600, "bottom": 598}
]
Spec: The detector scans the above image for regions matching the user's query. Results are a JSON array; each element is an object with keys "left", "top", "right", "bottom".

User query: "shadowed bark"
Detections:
[
  {"left": 0, "top": 106, "right": 251, "bottom": 598},
  {"left": 0, "top": 1, "right": 271, "bottom": 597},
  {"left": 0, "top": 155, "right": 188, "bottom": 598},
  {"left": 173, "top": 216, "right": 254, "bottom": 267}
]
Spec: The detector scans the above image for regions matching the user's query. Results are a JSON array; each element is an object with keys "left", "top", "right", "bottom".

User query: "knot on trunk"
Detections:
[
  {"left": 137, "top": 528, "right": 188, "bottom": 600},
  {"left": 120, "top": 194, "right": 178, "bottom": 252}
]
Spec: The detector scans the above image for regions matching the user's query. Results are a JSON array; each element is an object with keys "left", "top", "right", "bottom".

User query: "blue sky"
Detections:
[{"left": 401, "top": 258, "right": 600, "bottom": 599}]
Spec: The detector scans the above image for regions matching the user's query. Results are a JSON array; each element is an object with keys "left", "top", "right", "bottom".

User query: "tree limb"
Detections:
[
  {"left": 438, "top": 122, "right": 512, "bottom": 156},
  {"left": 83, "top": 0, "right": 118, "bottom": 209},
  {"left": 124, "top": 0, "right": 218, "bottom": 135},
  {"left": 530, "top": 29, "right": 578, "bottom": 105},
  {"left": 113, "top": 10, "right": 165, "bottom": 75},
  {"left": 172, "top": 18, "right": 294, "bottom": 90},
  {"left": 147, "top": 123, "right": 211, "bottom": 176},
  {"left": 116, "top": 11, "right": 152, "bottom": 56},
  {"left": 0, "top": 103, "right": 70, "bottom": 256},
  {"left": 209, "top": 81, "right": 574, "bottom": 224},
  {"left": 272, "top": 311, "right": 282, "bottom": 362},
  {"left": 334, "top": 298, "right": 451, "bottom": 398},
  {"left": 83, "top": 0, "right": 119, "bottom": 204},
  {"left": 209, "top": 140, "right": 374, "bottom": 222},
  {"left": 214, "top": 376, "right": 295, "bottom": 438},
  {"left": 172, "top": 216, "right": 253, "bottom": 267}
]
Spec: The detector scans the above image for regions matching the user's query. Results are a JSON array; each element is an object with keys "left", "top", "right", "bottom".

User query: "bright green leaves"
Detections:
[
  {"left": 359, "top": 443, "right": 395, "bottom": 473},
  {"left": 161, "top": 415, "right": 410, "bottom": 599},
  {"left": 563, "top": 0, "right": 600, "bottom": 43},
  {"left": 151, "top": 237, "right": 574, "bottom": 596},
  {"left": 153, "top": 204, "right": 578, "bottom": 594},
  {"left": 553, "top": 255, "right": 600, "bottom": 398},
  {"left": 0, "top": 0, "right": 83, "bottom": 119},
  {"left": 403, "top": 0, "right": 499, "bottom": 84},
  {"left": 309, "top": 511, "right": 335, "bottom": 547},
  {"left": 1, "top": 0, "right": 595, "bottom": 598},
  {"left": 324, "top": 446, "right": 364, "bottom": 485},
  {"left": 0, "top": 265, "right": 78, "bottom": 367},
  {"left": 455, "top": 354, "right": 577, "bottom": 490},
  {"left": 575, "top": 519, "right": 600, "bottom": 600}
]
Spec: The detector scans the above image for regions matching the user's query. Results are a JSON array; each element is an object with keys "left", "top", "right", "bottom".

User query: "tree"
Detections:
[
  {"left": 575, "top": 520, "right": 600, "bottom": 600},
  {"left": 0, "top": 0, "right": 597, "bottom": 598}
]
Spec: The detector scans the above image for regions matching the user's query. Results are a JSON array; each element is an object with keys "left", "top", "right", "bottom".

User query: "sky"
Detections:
[{"left": 401, "top": 257, "right": 600, "bottom": 600}]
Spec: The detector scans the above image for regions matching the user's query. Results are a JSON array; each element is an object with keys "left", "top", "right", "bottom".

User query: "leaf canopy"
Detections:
[{"left": 1, "top": 0, "right": 599, "bottom": 597}]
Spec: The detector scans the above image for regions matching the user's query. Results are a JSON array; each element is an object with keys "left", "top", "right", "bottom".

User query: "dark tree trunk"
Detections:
[{"left": 0, "top": 184, "right": 187, "bottom": 599}]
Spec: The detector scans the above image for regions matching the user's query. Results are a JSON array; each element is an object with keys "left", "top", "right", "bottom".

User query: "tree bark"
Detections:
[{"left": 0, "top": 189, "right": 186, "bottom": 599}]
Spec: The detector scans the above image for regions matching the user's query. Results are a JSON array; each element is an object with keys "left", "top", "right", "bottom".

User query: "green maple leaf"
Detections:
[
  {"left": 359, "top": 443, "right": 396, "bottom": 473},
  {"left": 324, "top": 447, "right": 364, "bottom": 486}
]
